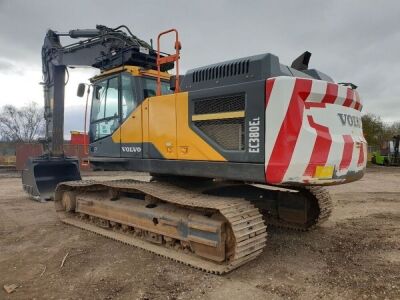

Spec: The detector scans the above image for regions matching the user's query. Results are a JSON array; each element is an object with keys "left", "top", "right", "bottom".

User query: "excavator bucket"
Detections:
[{"left": 22, "top": 156, "right": 81, "bottom": 202}]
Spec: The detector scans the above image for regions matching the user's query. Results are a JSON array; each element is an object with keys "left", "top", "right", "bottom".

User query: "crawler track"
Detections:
[
  {"left": 54, "top": 180, "right": 332, "bottom": 273},
  {"left": 202, "top": 183, "right": 333, "bottom": 232},
  {"left": 265, "top": 186, "right": 333, "bottom": 231},
  {"left": 54, "top": 179, "right": 267, "bottom": 274}
]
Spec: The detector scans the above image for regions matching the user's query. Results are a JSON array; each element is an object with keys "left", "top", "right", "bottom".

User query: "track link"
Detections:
[
  {"left": 54, "top": 179, "right": 267, "bottom": 274},
  {"left": 264, "top": 186, "right": 333, "bottom": 231}
]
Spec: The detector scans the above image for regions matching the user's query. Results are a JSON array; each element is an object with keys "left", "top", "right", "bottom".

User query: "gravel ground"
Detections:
[{"left": 0, "top": 166, "right": 399, "bottom": 299}]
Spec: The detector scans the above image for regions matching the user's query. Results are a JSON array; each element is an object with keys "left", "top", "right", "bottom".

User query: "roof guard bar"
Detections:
[{"left": 156, "top": 29, "right": 181, "bottom": 96}]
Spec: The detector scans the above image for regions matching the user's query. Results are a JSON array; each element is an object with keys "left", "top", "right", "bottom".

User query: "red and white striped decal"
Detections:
[
  {"left": 321, "top": 82, "right": 338, "bottom": 104},
  {"left": 339, "top": 135, "right": 354, "bottom": 170},
  {"left": 357, "top": 141, "right": 365, "bottom": 166},
  {"left": 303, "top": 116, "right": 332, "bottom": 177},
  {"left": 264, "top": 76, "right": 366, "bottom": 185},
  {"left": 265, "top": 79, "right": 312, "bottom": 183}
]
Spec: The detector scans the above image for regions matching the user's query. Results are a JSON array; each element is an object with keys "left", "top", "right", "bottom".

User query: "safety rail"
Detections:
[{"left": 156, "top": 29, "right": 181, "bottom": 96}]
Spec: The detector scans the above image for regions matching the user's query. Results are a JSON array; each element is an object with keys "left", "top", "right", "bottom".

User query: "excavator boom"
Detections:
[{"left": 22, "top": 25, "right": 172, "bottom": 200}]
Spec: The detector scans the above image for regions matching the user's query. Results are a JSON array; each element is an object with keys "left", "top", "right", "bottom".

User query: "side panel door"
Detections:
[
  {"left": 147, "top": 94, "right": 177, "bottom": 159},
  {"left": 141, "top": 76, "right": 176, "bottom": 159}
]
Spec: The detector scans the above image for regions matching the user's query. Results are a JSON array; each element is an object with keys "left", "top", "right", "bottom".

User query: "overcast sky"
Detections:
[{"left": 0, "top": 0, "right": 399, "bottom": 136}]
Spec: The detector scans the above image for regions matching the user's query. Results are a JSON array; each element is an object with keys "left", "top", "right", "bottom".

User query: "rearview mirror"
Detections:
[{"left": 77, "top": 83, "right": 86, "bottom": 97}]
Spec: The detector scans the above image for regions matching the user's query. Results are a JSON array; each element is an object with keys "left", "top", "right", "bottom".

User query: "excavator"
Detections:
[{"left": 22, "top": 25, "right": 367, "bottom": 273}]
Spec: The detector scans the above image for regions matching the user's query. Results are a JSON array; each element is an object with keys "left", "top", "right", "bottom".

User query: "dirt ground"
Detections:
[{"left": 0, "top": 166, "right": 399, "bottom": 300}]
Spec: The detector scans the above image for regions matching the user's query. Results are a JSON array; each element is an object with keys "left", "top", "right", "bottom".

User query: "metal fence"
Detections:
[{"left": 16, "top": 143, "right": 91, "bottom": 171}]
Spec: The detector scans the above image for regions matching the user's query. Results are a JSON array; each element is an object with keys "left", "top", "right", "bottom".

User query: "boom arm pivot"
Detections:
[
  {"left": 23, "top": 25, "right": 174, "bottom": 201},
  {"left": 41, "top": 24, "right": 173, "bottom": 156}
]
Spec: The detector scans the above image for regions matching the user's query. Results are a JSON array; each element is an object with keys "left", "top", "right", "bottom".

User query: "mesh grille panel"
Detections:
[
  {"left": 194, "top": 93, "right": 245, "bottom": 114},
  {"left": 194, "top": 118, "right": 245, "bottom": 150}
]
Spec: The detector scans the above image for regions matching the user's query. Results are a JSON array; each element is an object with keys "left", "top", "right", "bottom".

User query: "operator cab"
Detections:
[{"left": 77, "top": 66, "right": 172, "bottom": 161}]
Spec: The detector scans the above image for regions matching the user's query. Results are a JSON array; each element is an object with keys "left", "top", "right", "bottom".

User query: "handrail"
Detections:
[{"left": 156, "top": 29, "right": 181, "bottom": 96}]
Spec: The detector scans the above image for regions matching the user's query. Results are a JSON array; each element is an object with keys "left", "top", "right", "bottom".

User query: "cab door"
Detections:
[
  {"left": 89, "top": 76, "right": 121, "bottom": 157},
  {"left": 120, "top": 74, "right": 143, "bottom": 158}
]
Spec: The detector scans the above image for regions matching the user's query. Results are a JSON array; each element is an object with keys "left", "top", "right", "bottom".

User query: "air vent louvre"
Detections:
[{"left": 192, "top": 60, "right": 250, "bottom": 83}]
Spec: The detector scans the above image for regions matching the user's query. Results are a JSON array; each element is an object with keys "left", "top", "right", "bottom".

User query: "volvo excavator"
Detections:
[{"left": 22, "top": 25, "right": 367, "bottom": 273}]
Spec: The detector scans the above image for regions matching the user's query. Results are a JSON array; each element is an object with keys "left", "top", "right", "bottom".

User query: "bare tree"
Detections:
[{"left": 0, "top": 102, "right": 45, "bottom": 142}]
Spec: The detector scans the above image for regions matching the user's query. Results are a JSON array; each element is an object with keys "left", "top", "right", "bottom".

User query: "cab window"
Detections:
[
  {"left": 90, "top": 76, "right": 120, "bottom": 141},
  {"left": 142, "top": 77, "right": 171, "bottom": 98},
  {"left": 121, "top": 74, "right": 137, "bottom": 119},
  {"left": 104, "top": 77, "right": 119, "bottom": 118}
]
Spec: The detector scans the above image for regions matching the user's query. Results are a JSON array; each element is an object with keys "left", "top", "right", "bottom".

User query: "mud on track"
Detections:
[{"left": 0, "top": 167, "right": 399, "bottom": 299}]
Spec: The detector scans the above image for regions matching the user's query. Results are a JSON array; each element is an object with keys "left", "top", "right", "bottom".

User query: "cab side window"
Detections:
[
  {"left": 104, "top": 77, "right": 119, "bottom": 118},
  {"left": 121, "top": 74, "right": 137, "bottom": 119},
  {"left": 142, "top": 77, "right": 172, "bottom": 98}
]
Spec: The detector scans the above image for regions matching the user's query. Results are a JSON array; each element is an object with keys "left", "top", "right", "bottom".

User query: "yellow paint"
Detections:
[
  {"left": 148, "top": 94, "right": 178, "bottom": 159},
  {"left": 139, "top": 68, "right": 170, "bottom": 80},
  {"left": 112, "top": 106, "right": 143, "bottom": 143},
  {"left": 176, "top": 93, "right": 226, "bottom": 161},
  {"left": 92, "top": 65, "right": 170, "bottom": 82},
  {"left": 314, "top": 165, "right": 334, "bottom": 179},
  {"left": 112, "top": 91, "right": 225, "bottom": 161},
  {"left": 93, "top": 66, "right": 127, "bottom": 80},
  {"left": 142, "top": 99, "right": 150, "bottom": 144},
  {"left": 192, "top": 111, "right": 245, "bottom": 121}
]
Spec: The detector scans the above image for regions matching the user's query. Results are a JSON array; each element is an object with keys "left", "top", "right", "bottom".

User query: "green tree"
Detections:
[
  {"left": 362, "top": 113, "right": 385, "bottom": 147},
  {"left": 387, "top": 121, "right": 400, "bottom": 138},
  {"left": 362, "top": 114, "right": 400, "bottom": 147}
]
